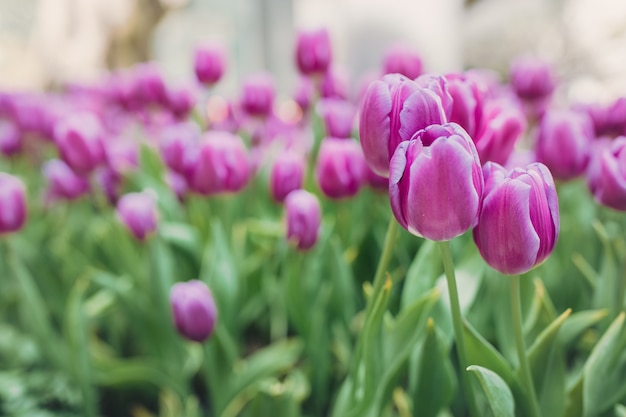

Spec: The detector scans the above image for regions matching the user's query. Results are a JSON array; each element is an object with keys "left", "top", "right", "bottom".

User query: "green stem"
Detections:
[
  {"left": 366, "top": 218, "right": 398, "bottom": 313},
  {"left": 510, "top": 275, "right": 542, "bottom": 417},
  {"left": 438, "top": 241, "right": 479, "bottom": 417}
]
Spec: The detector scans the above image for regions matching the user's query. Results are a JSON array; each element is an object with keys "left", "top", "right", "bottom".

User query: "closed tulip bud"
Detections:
[
  {"left": 473, "top": 162, "right": 559, "bottom": 274},
  {"left": 359, "top": 74, "right": 448, "bottom": 177},
  {"left": 116, "top": 191, "right": 158, "bottom": 241},
  {"left": 0, "top": 173, "right": 27, "bottom": 234},
  {"left": 285, "top": 189, "right": 321, "bottom": 250},
  {"left": 295, "top": 28, "right": 332, "bottom": 76},
  {"left": 536, "top": 109, "right": 593, "bottom": 180},
  {"left": 382, "top": 43, "right": 423, "bottom": 79},
  {"left": 43, "top": 159, "right": 90, "bottom": 201},
  {"left": 54, "top": 112, "right": 105, "bottom": 175},
  {"left": 316, "top": 137, "right": 366, "bottom": 199},
  {"left": 165, "top": 171, "right": 188, "bottom": 201},
  {"left": 241, "top": 73, "right": 275, "bottom": 118},
  {"left": 194, "top": 43, "right": 227, "bottom": 86},
  {"left": 474, "top": 97, "right": 526, "bottom": 165},
  {"left": 166, "top": 85, "right": 196, "bottom": 119},
  {"left": 415, "top": 74, "right": 453, "bottom": 119},
  {"left": 293, "top": 76, "right": 315, "bottom": 115},
  {"left": 509, "top": 56, "right": 556, "bottom": 101},
  {"left": 445, "top": 73, "right": 485, "bottom": 138},
  {"left": 270, "top": 151, "right": 305, "bottom": 203},
  {"left": 318, "top": 98, "right": 355, "bottom": 138},
  {"left": 170, "top": 280, "right": 217, "bottom": 342},
  {"left": 185, "top": 131, "right": 250, "bottom": 195},
  {"left": 589, "top": 136, "right": 626, "bottom": 210},
  {"left": 389, "top": 123, "right": 484, "bottom": 241},
  {"left": 0, "top": 120, "right": 21, "bottom": 156},
  {"left": 159, "top": 122, "right": 200, "bottom": 174},
  {"left": 319, "top": 67, "right": 350, "bottom": 100},
  {"left": 96, "top": 167, "right": 122, "bottom": 204},
  {"left": 135, "top": 63, "right": 167, "bottom": 105}
]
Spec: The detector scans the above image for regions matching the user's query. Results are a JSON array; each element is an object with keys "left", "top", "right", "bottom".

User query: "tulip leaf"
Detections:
[
  {"left": 560, "top": 309, "right": 608, "bottom": 348},
  {"left": 562, "top": 374, "right": 584, "bottom": 417},
  {"left": 160, "top": 222, "right": 201, "bottom": 260},
  {"left": 583, "top": 312, "right": 626, "bottom": 417},
  {"left": 523, "top": 279, "right": 558, "bottom": 344},
  {"left": 401, "top": 240, "right": 441, "bottom": 308},
  {"left": 463, "top": 320, "right": 517, "bottom": 386},
  {"left": 467, "top": 365, "right": 515, "bottom": 417}
]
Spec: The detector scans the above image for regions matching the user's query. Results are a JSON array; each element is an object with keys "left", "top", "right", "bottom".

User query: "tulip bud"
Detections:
[
  {"left": 316, "top": 137, "right": 366, "bottom": 199},
  {"left": 43, "top": 159, "right": 90, "bottom": 201},
  {"left": 166, "top": 85, "right": 196, "bottom": 120},
  {"left": 0, "top": 120, "right": 21, "bottom": 156},
  {"left": 382, "top": 43, "right": 423, "bottom": 79},
  {"left": 53, "top": 112, "right": 105, "bottom": 175},
  {"left": 359, "top": 74, "right": 448, "bottom": 177},
  {"left": 536, "top": 109, "right": 593, "bottom": 180},
  {"left": 293, "top": 76, "right": 315, "bottom": 115},
  {"left": 509, "top": 56, "right": 556, "bottom": 101},
  {"left": 194, "top": 43, "right": 227, "bottom": 86},
  {"left": 415, "top": 74, "right": 453, "bottom": 119},
  {"left": 389, "top": 123, "right": 484, "bottom": 241},
  {"left": 318, "top": 98, "right": 355, "bottom": 138},
  {"left": 241, "top": 73, "right": 275, "bottom": 118},
  {"left": 134, "top": 63, "right": 167, "bottom": 105},
  {"left": 0, "top": 173, "right": 27, "bottom": 234},
  {"left": 473, "top": 162, "right": 559, "bottom": 275},
  {"left": 445, "top": 72, "right": 485, "bottom": 138},
  {"left": 295, "top": 28, "right": 332, "bottom": 76},
  {"left": 285, "top": 189, "right": 321, "bottom": 250},
  {"left": 588, "top": 136, "right": 626, "bottom": 210},
  {"left": 170, "top": 280, "right": 217, "bottom": 342},
  {"left": 474, "top": 97, "right": 526, "bottom": 165},
  {"left": 319, "top": 67, "right": 350, "bottom": 100},
  {"left": 185, "top": 131, "right": 250, "bottom": 195},
  {"left": 116, "top": 191, "right": 158, "bottom": 241},
  {"left": 105, "top": 138, "right": 138, "bottom": 175},
  {"left": 165, "top": 171, "right": 188, "bottom": 202},
  {"left": 270, "top": 151, "right": 305, "bottom": 203},
  {"left": 159, "top": 122, "right": 200, "bottom": 174}
]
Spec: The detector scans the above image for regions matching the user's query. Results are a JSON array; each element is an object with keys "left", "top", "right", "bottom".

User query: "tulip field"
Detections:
[{"left": 2, "top": 28, "right": 626, "bottom": 417}]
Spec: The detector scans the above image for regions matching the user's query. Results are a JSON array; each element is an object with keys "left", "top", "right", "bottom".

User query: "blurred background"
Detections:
[{"left": 1, "top": 0, "right": 625, "bottom": 103}]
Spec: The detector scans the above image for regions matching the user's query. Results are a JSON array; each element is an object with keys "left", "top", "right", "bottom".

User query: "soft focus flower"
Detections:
[
  {"left": 359, "top": 73, "right": 447, "bottom": 177},
  {"left": 170, "top": 280, "right": 217, "bottom": 342},
  {"left": 116, "top": 191, "right": 159, "bottom": 241},
  {"left": 105, "top": 138, "right": 138, "bottom": 174},
  {"left": 318, "top": 98, "right": 355, "bottom": 138},
  {"left": 473, "top": 97, "right": 526, "bottom": 165},
  {"left": 389, "top": 123, "right": 484, "bottom": 241},
  {"left": 166, "top": 85, "right": 196, "bottom": 119},
  {"left": 415, "top": 74, "right": 453, "bottom": 119},
  {"left": 316, "top": 137, "right": 366, "bottom": 199},
  {"left": 0, "top": 120, "right": 21, "bottom": 156},
  {"left": 165, "top": 171, "right": 188, "bottom": 202},
  {"left": 284, "top": 189, "right": 321, "bottom": 250},
  {"left": 270, "top": 150, "right": 305, "bottom": 203},
  {"left": 365, "top": 164, "right": 388, "bottom": 192},
  {"left": 96, "top": 167, "right": 122, "bottom": 204},
  {"left": 293, "top": 76, "right": 315, "bottom": 115},
  {"left": 445, "top": 73, "right": 485, "bottom": 138},
  {"left": 473, "top": 162, "right": 559, "bottom": 275},
  {"left": 382, "top": 43, "right": 423, "bottom": 79},
  {"left": 194, "top": 43, "right": 227, "bottom": 86},
  {"left": 319, "top": 67, "right": 350, "bottom": 100},
  {"left": 53, "top": 112, "right": 105, "bottom": 175},
  {"left": 536, "top": 109, "right": 593, "bottom": 180},
  {"left": 185, "top": 131, "right": 250, "bottom": 195},
  {"left": 159, "top": 122, "right": 200, "bottom": 174},
  {"left": 509, "top": 56, "right": 556, "bottom": 101},
  {"left": 43, "top": 159, "right": 90, "bottom": 201},
  {"left": 134, "top": 63, "right": 167, "bottom": 106},
  {"left": 588, "top": 136, "right": 626, "bottom": 210},
  {"left": 295, "top": 28, "right": 332, "bottom": 76},
  {"left": 0, "top": 173, "right": 27, "bottom": 234},
  {"left": 241, "top": 73, "right": 275, "bottom": 117}
]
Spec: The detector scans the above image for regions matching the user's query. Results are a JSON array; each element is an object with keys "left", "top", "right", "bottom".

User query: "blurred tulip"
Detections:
[
  {"left": 473, "top": 162, "right": 559, "bottom": 274},
  {"left": 318, "top": 98, "right": 355, "bottom": 138},
  {"left": 159, "top": 122, "right": 200, "bottom": 174},
  {"left": 0, "top": 120, "right": 21, "bottom": 156},
  {"left": 295, "top": 28, "right": 332, "bottom": 76},
  {"left": 474, "top": 97, "right": 526, "bottom": 165},
  {"left": 170, "top": 280, "right": 217, "bottom": 342},
  {"left": 166, "top": 85, "right": 196, "bottom": 119},
  {"left": 241, "top": 73, "right": 275, "bottom": 118},
  {"left": 389, "top": 123, "right": 484, "bottom": 241},
  {"left": 588, "top": 136, "right": 626, "bottom": 210},
  {"left": 415, "top": 74, "right": 453, "bottom": 119},
  {"left": 285, "top": 189, "right": 321, "bottom": 250},
  {"left": 316, "top": 137, "right": 366, "bottom": 199},
  {"left": 194, "top": 42, "right": 227, "bottom": 86},
  {"left": 0, "top": 173, "right": 27, "bottom": 234},
  {"left": 445, "top": 72, "right": 486, "bottom": 138},
  {"left": 54, "top": 112, "right": 105, "bottom": 175},
  {"left": 509, "top": 56, "right": 556, "bottom": 101},
  {"left": 382, "top": 43, "right": 423, "bottom": 79},
  {"left": 293, "top": 76, "right": 315, "bottom": 115},
  {"left": 270, "top": 151, "right": 305, "bottom": 203},
  {"left": 319, "top": 67, "right": 350, "bottom": 100},
  {"left": 365, "top": 164, "right": 388, "bottom": 192},
  {"left": 134, "top": 63, "right": 167, "bottom": 106},
  {"left": 116, "top": 191, "right": 159, "bottom": 241},
  {"left": 43, "top": 159, "right": 90, "bottom": 201},
  {"left": 165, "top": 171, "right": 188, "bottom": 202},
  {"left": 105, "top": 138, "right": 138, "bottom": 175}
]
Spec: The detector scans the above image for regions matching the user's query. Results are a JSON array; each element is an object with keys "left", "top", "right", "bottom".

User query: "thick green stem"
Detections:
[
  {"left": 438, "top": 241, "right": 479, "bottom": 417},
  {"left": 510, "top": 275, "right": 542, "bottom": 417},
  {"left": 367, "top": 218, "right": 398, "bottom": 313}
]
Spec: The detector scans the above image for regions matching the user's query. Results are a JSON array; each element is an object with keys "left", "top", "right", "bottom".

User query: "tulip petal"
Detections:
[{"left": 359, "top": 81, "right": 392, "bottom": 176}]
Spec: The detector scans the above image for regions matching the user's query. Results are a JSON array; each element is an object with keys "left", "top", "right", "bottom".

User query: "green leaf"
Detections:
[
  {"left": 401, "top": 240, "right": 441, "bottom": 308},
  {"left": 523, "top": 279, "right": 558, "bottom": 345},
  {"left": 563, "top": 375, "right": 583, "bottom": 417},
  {"left": 160, "top": 222, "right": 201, "bottom": 260},
  {"left": 468, "top": 365, "right": 515, "bottom": 417},
  {"left": 560, "top": 309, "right": 608, "bottom": 348}
]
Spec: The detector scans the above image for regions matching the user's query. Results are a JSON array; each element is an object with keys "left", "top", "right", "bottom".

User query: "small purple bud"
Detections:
[
  {"left": 0, "top": 120, "right": 22, "bottom": 156},
  {"left": 473, "top": 162, "right": 559, "bottom": 275},
  {"left": 319, "top": 67, "right": 350, "bottom": 100},
  {"left": 295, "top": 28, "right": 332, "bottom": 76},
  {"left": 96, "top": 167, "right": 122, "bottom": 204},
  {"left": 270, "top": 151, "right": 305, "bottom": 203},
  {"left": 116, "top": 191, "right": 159, "bottom": 241},
  {"left": 0, "top": 173, "right": 27, "bottom": 234},
  {"left": 159, "top": 122, "right": 201, "bottom": 174},
  {"left": 134, "top": 63, "right": 167, "bottom": 105},
  {"left": 53, "top": 112, "right": 105, "bottom": 175},
  {"left": 285, "top": 189, "right": 321, "bottom": 250},
  {"left": 241, "top": 73, "right": 275, "bottom": 118},
  {"left": 43, "top": 159, "right": 90, "bottom": 201},
  {"left": 293, "top": 76, "right": 315, "bottom": 115},
  {"left": 509, "top": 56, "right": 556, "bottom": 101},
  {"left": 382, "top": 43, "right": 423, "bottom": 79},
  {"left": 170, "top": 280, "right": 217, "bottom": 342},
  {"left": 194, "top": 42, "right": 227, "bottom": 86},
  {"left": 316, "top": 137, "right": 366, "bottom": 199},
  {"left": 474, "top": 97, "right": 527, "bottom": 165},
  {"left": 389, "top": 123, "right": 484, "bottom": 241},
  {"left": 318, "top": 98, "right": 355, "bottom": 138},
  {"left": 589, "top": 136, "right": 626, "bottom": 210},
  {"left": 166, "top": 85, "right": 196, "bottom": 120}
]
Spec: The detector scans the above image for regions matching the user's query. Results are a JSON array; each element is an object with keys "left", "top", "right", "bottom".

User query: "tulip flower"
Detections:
[
  {"left": 588, "top": 136, "right": 626, "bottom": 210},
  {"left": 473, "top": 97, "right": 526, "bottom": 165},
  {"left": 194, "top": 42, "right": 227, "bottom": 86},
  {"left": 445, "top": 72, "right": 485, "bottom": 138},
  {"left": 116, "top": 191, "right": 159, "bottom": 241},
  {"left": 473, "top": 162, "right": 559, "bottom": 274},
  {"left": 0, "top": 173, "right": 27, "bottom": 234},
  {"left": 293, "top": 76, "right": 315, "bottom": 115},
  {"left": 509, "top": 56, "right": 556, "bottom": 101},
  {"left": 284, "top": 189, "right": 321, "bottom": 250},
  {"left": 536, "top": 109, "right": 593, "bottom": 180},
  {"left": 170, "top": 280, "right": 217, "bottom": 342},
  {"left": 295, "top": 28, "right": 332, "bottom": 76},
  {"left": 389, "top": 123, "right": 484, "bottom": 241},
  {"left": 53, "top": 112, "right": 105, "bottom": 175},
  {"left": 0, "top": 120, "right": 21, "bottom": 156},
  {"left": 382, "top": 43, "right": 423, "bottom": 79},
  {"left": 270, "top": 150, "right": 305, "bottom": 203},
  {"left": 134, "top": 63, "right": 167, "bottom": 106},
  {"left": 240, "top": 73, "right": 275, "bottom": 118},
  {"left": 159, "top": 122, "right": 200, "bottom": 174},
  {"left": 165, "top": 85, "right": 196, "bottom": 119},
  {"left": 316, "top": 137, "right": 366, "bottom": 199},
  {"left": 43, "top": 159, "right": 90, "bottom": 201},
  {"left": 319, "top": 67, "right": 350, "bottom": 100},
  {"left": 318, "top": 98, "right": 355, "bottom": 138},
  {"left": 165, "top": 171, "right": 188, "bottom": 202},
  {"left": 359, "top": 73, "right": 448, "bottom": 177}
]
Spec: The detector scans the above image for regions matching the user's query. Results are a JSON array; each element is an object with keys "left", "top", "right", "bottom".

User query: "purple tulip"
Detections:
[
  {"left": 295, "top": 28, "right": 332, "bottom": 76},
  {"left": 536, "top": 109, "right": 593, "bottom": 180},
  {"left": 270, "top": 151, "right": 305, "bottom": 203},
  {"left": 194, "top": 42, "right": 227, "bottom": 86},
  {"left": 165, "top": 171, "right": 188, "bottom": 201},
  {"left": 134, "top": 63, "right": 167, "bottom": 105},
  {"left": 389, "top": 123, "right": 484, "bottom": 241},
  {"left": 588, "top": 136, "right": 626, "bottom": 210},
  {"left": 473, "top": 162, "right": 559, "bottom": 275},
  {"left": 474, "top": 97, "right": 526, "bottom": 165},
  {"left": 166, "top": 85, "right": 196, "bottom": 120},
  {"left": 105, "top": 138, "right": 138, "bottom": 175},
  {"left": 43, "top": 159, "right": 90, "bottom": 201},
  {"left": 509, "top": 56, "right": 556, "bottom": 101},
  {"left": 116, "top": 191, "right": 159, "bottom": 241},
  {"left": 170, "top": 280, "right": 217, "bottom": 342},
  {"left": 365, "top": 164, "right": 389, "bottom": 192},
  {"left": 159, "top": 122, "right": 200, "bottom": 174},
  {"left": 382, "top": 43, "right": 423, "bottom": 79},
  {"left": 241, "top": 73, "right": 275, "bottom": 118},
  {"left": 319, "top": 67, "right": 350, "bottom": 100},
  {"left": 53, "top": 112, "right": 105, "bottom": 175},
  {"left": 0, "top": 173, "right": 27, "bottom": 234},
  {"left": 285, "top": 189, "right": 321, "bottom": 250},
  {"left": 293, "top": 76, "right": 315, "bottom": 115},
  {"left": 185, "top": 131, "right": 250, "bottom": 195},
  {"left": 96, "top": 167, "right": 122, "bottom": 204},
  {"left": 318, "top": 98, "right": 355, "bottom": 138},
  {"left": 359, "top": 73, "right": 448, "bottom": 177},
  {"left": 415, "top": 74, "right": 453, "bottom": 119},
  {"left": 316, "top": 137, "right": 366, "bottom": 199},
  {"left": 445, "top": 72, "right": 486, "bottom": 139},
  {"left": 0, "top": 120, "right": 21, "bottom": 156}
]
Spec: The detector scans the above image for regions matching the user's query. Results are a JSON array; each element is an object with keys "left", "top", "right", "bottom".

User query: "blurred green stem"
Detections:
[
  {"left": 367, "top": 218, "right": 398, "bottom": 314},
  {"left": 510, "top": 274, "right": 542, "bottom": 417},
  {"left": 438, "top": 240, "right": 479, "bottom": 417},
  {"left": 270, "top": 242, "right": 289, "bottom": 341}
]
